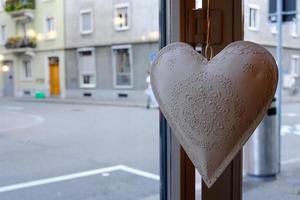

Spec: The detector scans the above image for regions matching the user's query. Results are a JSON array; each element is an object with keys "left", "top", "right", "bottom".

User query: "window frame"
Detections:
[
  {"left": 77, "top": 47, "right": 97, "bottom": 88},
  {"left": 80, "top": 9, "right": 94, "bottom": 35},
  {"left": 291, "top": 16, "right": 299, "bottom": 37},
  {"left": 0, "top": 0, "right": 4, "bottom": 12},
  {"left": 291, "top": 55, "right": 300, "bottom": 77},
  {"left": 22, "top": 60, "right": 33, "bottom": 81},
  {"left": 270, "top": 23, "right": 277, "bottom": 34},
  {"left": 248, "top": 4, "right": 260, "bottom": 31},
  {"left": 114, "top": 3, "right": 130, "bottom": 31},
  {"left": 44, "top": 16, "right": 56, "bottom": 40},
  {"left": 1, "top": 24, "right": 6, "bottom": 45},
  {"left": 111, "top": 44, "right": 133, "bottom": 89},
  {"left": 20, "top": 22, "right": 28, "bottom": 37},
  {"left": 162, "top": 0, "right": 243, "bottom": 199}
]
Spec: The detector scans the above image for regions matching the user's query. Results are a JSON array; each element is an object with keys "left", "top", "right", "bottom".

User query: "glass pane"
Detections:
[
  {"left": 114, "top": 48, "right": 132, "bottom": 86},
  {"left": 243, "top": 0, "right": 300, "bottom": 199},
  {"left": 82, "top": 13, "right": 92, "bottom": 31},
  {"left": 0, "top": 0, "right": 160, "bottom": 199}
]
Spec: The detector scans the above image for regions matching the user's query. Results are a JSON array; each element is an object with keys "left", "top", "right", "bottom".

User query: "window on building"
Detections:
[
  {"left": 0, "top": 0, "right": 3, "bottom": 11},
  {"left": 291, "top": 17, "right": 299, "bottom": 37},
  {"left": 270, "top": 23, "right": 277, "bottom": 34},
  {"left": 1, "top": 25, "right": 6, "bottom": 45},
  {"left": 45, "top": 17, "right": 55, "bottom": 39},
  {"left": 23, "top": 60, "right": 32, "bottom": 80},
  {"left": 78, "top": 49, "right": 96, "bottom": 87},
  {"left": 291, "top": 55, "right": 300, "bottom": 77},
  {"left": 112, "top": 46, "right": 132, "bottom": 88},
  {"left": 248, "top": 5, "right": 259, "bottom": 30},
  {"left": 114, "top": 4, "right": 130, "bottom": 31},
  {"left": 80, "top": 10, "right": 93, "bottom": 34},
  {"left": 269, "top": 0, "right": 296, "bottom": 22},
  {"left": 20, "top": 22, "right": 28, "bottom": 36}
]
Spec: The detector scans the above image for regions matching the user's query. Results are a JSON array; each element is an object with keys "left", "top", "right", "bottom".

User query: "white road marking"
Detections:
[
  {"left": 281, "top": 125, "right": 292, "bottom": 136},
  {"left": 0, "top": 112, "right": 45, "bottom": 133},
  {"left": 119, "top": 165, "right": 160, "bottom": 180},
  {"left": 281, "top": 125, "right": 300, "bottom": 136},
  {"left": 283, "top": 113, "right": 297, "bottom": 117},
  {"left": 0, "top": 165, "right": 159, "bottom": 193}
]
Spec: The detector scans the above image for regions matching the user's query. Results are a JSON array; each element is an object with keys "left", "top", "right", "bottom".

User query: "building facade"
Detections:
[
  {"left": 244, "top": 0, "right": 300, "bottom": 93},
  {"left": 64, "top": 0, "right": 159, "bottom": 101},
  {"left": 0, "top": 0, "right": 66, "bottom": 98}
]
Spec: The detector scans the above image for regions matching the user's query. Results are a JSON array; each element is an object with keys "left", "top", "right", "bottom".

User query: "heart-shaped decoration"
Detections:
[{"left": 151, "top": 41, "right": 278, "bottom": 187}]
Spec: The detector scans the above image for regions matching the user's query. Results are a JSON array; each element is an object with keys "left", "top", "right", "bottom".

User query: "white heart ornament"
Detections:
[{"left": 151, "top": 41, "right": 278, "bottom": 187}]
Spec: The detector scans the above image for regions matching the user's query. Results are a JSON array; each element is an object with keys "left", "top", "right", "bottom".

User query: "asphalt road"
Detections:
[
  {"left": 0, "top": 98, "right": 160, "bottom": 200},
  {"left": 1, "top": 98, "right": 300, "bottom": 200}
]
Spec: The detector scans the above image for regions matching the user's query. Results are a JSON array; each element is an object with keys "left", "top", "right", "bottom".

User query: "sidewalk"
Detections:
[
  {"left": 282, "top": 89, "right": 300, "bottom": 103},
  {"left": 11, "top": 96, "right": 148, "bottom": 108},
  {"left": 243, "top": 165, "right": 300, "bottom": 200},
  {"left": 9, "top": 90, "right": 300, "bottom": 107}
]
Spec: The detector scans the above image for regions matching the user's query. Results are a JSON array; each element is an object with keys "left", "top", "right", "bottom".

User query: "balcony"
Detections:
[
  {"left": 4, "top": 0, "right": 35, "bottom": 21},
  {"left": 5, "top": 36, "right": 36, "bottom": 57}
]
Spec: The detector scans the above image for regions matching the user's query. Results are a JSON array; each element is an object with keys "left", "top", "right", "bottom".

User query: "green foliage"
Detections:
[{"left": 4, "top": 0, "right": 35, "bottom": 13}]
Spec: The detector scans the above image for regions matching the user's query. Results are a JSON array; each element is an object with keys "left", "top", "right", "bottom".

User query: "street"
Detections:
[
  {"left": 0, "top": 98, "right": 159, "bottom": 200},
  {"left": 1, "top": 98, "right": 300, "bottom": 199}
]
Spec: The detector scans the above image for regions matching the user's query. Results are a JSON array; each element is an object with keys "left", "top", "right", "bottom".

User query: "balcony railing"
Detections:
[
  {"left": 5, "top": 0, "right": 35, "bottom": 20},
  {"left": 5, "top": 36, "right": 37, "bottom": 49}
]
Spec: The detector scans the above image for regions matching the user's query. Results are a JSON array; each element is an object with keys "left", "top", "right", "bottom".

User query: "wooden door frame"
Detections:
[{"left": 160, "top": 0, "right": 243, "bottom": 199}]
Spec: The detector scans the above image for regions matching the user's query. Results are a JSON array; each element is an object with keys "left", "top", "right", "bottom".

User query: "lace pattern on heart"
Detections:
[{"left": 168, "top": 71, "right": 245, "bottom": 151}]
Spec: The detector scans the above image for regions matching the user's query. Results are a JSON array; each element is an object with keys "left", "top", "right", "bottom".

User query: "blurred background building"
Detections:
[
  {"left": 0, "top": 0, "right": 159, "bottom": 102},
  {"left": 1, "top": 0, "right": 298, "bottom": 101},
  {"left": 64, "top": 0, "right": 159, "bottom": 101},
  {"left": 244, "top": 0, "right": 300, "bottom": 95}
]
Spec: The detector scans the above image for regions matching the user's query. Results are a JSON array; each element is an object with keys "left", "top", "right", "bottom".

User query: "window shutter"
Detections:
[{"left": 79, "top": 51, "right": 95, "bottom": 75}]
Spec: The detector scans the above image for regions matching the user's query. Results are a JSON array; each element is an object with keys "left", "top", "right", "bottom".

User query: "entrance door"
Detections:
[
  {"left": 3, "top": 62, "right": 14, "bottom": 97},
  {"left": 49, "top": 62, "right": 60, "bottom": 96}
]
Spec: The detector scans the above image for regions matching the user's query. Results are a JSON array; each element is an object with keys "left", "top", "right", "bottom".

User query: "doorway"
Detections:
[
  {"left": 49, "top": 57, "right": 60, "bottom": 96},
  {"left": 3, "top": 61, "right": 14, "bottom": 97}
]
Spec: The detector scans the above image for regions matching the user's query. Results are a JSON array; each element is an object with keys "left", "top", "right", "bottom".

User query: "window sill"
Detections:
[
  {"left": 248, "top": 27, "right": 259, "bottom": 32},
  {"left": 80, "top": 31, "right": 93, "bottom": 35},
  {"left": 80, "top": 84, "right": 96, "bottom": 89},
  {"left": 113, "top": 85, "right": 133, "bottom": 89},
  {"left": 21, "top": 78, "right": 33, "bottom": 82},
  {"left": 44, "top": 37, "right": 57, "bottom": 41},
  {"left": 115, "top": 27, "right": 130, "bottom": 31},
  {"left": 291, "top": 33, "right": 299, "bottom": 38}
]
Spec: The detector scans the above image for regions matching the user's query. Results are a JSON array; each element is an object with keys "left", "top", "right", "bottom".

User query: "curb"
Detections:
[{"left": 12, "top": 98, "right": 148, "bottom": 108}]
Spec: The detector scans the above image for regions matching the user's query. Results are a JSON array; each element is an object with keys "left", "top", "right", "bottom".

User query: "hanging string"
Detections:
[{"left": 205, "top": 0, "right": 213, "bottom": 60}]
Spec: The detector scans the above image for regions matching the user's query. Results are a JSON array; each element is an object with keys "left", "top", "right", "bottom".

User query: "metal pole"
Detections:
[{"left": 276, "top": 0, "right": 282, "bottom": 173}]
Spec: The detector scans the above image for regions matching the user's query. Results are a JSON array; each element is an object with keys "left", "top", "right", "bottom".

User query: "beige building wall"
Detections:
[{"left": 0, "top": 0, "right": 65, "bottom": 97}]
